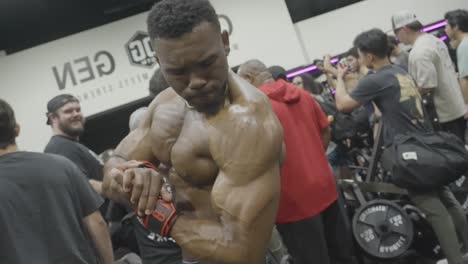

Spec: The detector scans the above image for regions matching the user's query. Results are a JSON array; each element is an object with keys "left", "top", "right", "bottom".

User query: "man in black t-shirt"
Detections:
[
  {"left": 335, "top": 28, "right": 468, "bottom": 264},
  {"left": 0, "top": 99, "right": 113, "bottom": 264},
  {"left": 44, "top": 94, "right": 103, "bottom": 193}
]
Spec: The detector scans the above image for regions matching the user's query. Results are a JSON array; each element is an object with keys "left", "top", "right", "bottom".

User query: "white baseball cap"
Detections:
[{"left": 391, "top": 10, "right": 418, "bottom": 30}]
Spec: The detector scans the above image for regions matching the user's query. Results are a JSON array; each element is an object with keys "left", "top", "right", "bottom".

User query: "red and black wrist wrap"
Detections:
[
  {"left": 142, "top": 199, "right": 178, "bottom": 237},
  {"left": 137, "top": 160, "right": 178, "bottom": 237}
]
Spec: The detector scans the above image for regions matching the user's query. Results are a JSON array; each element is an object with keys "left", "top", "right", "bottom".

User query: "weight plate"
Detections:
[{"left": 352, "top": 199, "right": 414, "bottom": 259}]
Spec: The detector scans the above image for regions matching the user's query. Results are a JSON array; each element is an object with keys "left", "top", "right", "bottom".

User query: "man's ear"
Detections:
[
  {"left": 49, "top": 113, "right": 59, "bottom": 126},
  {"left": 221, "top": 30, "right": 231, "bottom": 56},
  {"left": 14, "top": 124, "right": 20, "bottom": 138}
]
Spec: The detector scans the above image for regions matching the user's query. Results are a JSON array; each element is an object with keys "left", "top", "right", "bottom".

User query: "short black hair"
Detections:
[
  {"left": 387, "top": 35, "right": 398, "bottom": 56},
  {"left": 147, "top": 0, "right": 220, "bottom": 40},
  {"left": 299, "top": 74, "right": 323, "bottom": 94},
  {"left": 0, "top": 99, "right": 17, "bottom": 148},
  {"left": 346, "top": 47, "right": 359, "bottom": 59},
  {"left": 268, "top": 65, "right": 287, "bottom": 81},
  {"left": 406, "top": 21, "right": 424, "bottom": 31},
  {"left": 353, "top": 28, "right": 389, "bottom": 59},
  {"left": 445, "top": 9, "right": 468, "bottom": 32}
]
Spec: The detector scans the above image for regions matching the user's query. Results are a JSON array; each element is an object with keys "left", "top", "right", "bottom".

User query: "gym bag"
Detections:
[{"left": 391, "top": 131, "right": 468, "bottom": 190}]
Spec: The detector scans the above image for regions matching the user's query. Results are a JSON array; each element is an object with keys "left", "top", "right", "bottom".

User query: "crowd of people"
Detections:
[{"left": 1, "top": 0, "right": 468, "bottom": 264}]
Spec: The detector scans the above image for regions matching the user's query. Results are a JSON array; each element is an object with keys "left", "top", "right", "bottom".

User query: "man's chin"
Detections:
[{"left": 64, "top": 128, "right": 84, "bottom": 138}]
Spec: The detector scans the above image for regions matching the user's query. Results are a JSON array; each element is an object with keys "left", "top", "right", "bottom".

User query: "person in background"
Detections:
[
  {"left": 335, "top": 28, "right": 468, "bottom": 264},
  {"left": 320, "top": 47, "right": 369, "bottom": 92},
  {"left": 269, "top": 65, "right": 288, "bottom": 81},
  {"left": 292, "top": 73, "right": 325, "bottom": 102},
  {"left": 44, "top": 94, "right": 105, "bottom": 195},
  {"left": 239, "top": 59, "right": 356, "bottom": 264},
  {"left": 445, "top": 9, "right": 468, "bottom": 125},
  {"left": 393, "top": 10, "right": 466, "bottom": 143},
  {"left": 0, "top": 99, "right": 113, "bottom": 264},
  {"left": 387, "top": 35, "right": 410, "bottom": 70}
]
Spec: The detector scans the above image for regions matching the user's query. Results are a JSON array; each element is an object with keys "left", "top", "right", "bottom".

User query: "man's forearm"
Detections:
[
  {"left": 171, "top": 215, "right": 250, "bottom": 264},
  {"left": 83, "top": 211, "right": 114, "bottom": 264},
  {"left": 326, "top": 74, "right": 337, "bottom": 89},
  {"left": 335, "top": 76, "right": 348, "bottom": 111}
]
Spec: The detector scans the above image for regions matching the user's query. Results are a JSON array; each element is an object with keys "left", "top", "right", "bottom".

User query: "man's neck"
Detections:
[
  {"left": 372, "top": 58, "right": 391, "bottom": 71},
  {"left": 0, "top": 144, "right": 18, "bottom": 156},
  {"left": 410, "top": 31, "right": 424, "bottom": 45},
  {"left": 53, "top": 129, "right": 79, "bottom": 141}
]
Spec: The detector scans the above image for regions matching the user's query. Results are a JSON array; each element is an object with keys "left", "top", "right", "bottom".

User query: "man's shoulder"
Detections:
[
  {"left": 8, "top": 151, "right": 74, "bottom": 170},
  {"left": 44, "top": 135, "right": 77, "bottom": 152},
  {"left": 458, "top": 37, "right": 468, "bottom": 55},
  {"left": 411, "top": 35, "right": 437, "bottom": 57}
]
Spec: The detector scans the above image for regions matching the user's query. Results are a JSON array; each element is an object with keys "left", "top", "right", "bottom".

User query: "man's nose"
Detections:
[{"left": 188, "top": 74, "right": 207, "bottom": 90}]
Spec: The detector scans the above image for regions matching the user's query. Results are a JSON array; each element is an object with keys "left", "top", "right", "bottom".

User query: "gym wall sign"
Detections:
[
  {"left": 52, "top": 51, "right": 116, "bottom": 91},
  {"left": 125, "top": 14, "right": 234, "bottom": 69},
  {"left": 125, "top": 31, "right": 157, "bottom": 68}
]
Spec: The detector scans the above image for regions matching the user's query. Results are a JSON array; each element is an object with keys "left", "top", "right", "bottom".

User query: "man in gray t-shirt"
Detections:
[
  {"left": 445, "top": 9, "right": 468, "bottom": 124},
  {"left": 0, "top": 99, "right": 114, "bottom": 264},
  {"left": 393, "top": 10, "right": 467, "bottom": 143}
]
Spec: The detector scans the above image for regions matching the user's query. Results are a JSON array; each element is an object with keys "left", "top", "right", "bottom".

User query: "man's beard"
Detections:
[{"left": 58, "top": 120, "right": 84, "bottom": 138}]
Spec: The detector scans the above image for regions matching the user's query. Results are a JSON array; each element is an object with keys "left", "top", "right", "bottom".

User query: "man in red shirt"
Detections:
[{"left": 238, "top": 59, "right": 355, "bottom": 264}]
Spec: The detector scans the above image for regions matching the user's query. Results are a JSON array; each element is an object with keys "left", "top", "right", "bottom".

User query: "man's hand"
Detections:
[
  {"left": 323, "top": 54, "right": 336, "bottom": 75},
  {"left": 337, "top": 64, "right": 348, "bottom": 80},
  {"left": 102, "top": 160, "right": 164, "bottom": 217}
]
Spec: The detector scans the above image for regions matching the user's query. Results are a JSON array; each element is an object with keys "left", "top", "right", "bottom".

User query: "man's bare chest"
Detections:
[{"left": 150, "top": 105, "right": 219, "bottom": 187}]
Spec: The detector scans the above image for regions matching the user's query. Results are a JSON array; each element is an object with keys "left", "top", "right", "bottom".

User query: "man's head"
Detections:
[
  {"left": 346, "top": 47, "right": 360, "bottom": 73},
  {"left": 353, "top": 28, "right": 389, "bottom": 69},
  {"left": 46, "top": 94, "right": 84, "bottom": 138},
  {"left": 0, "top": 99, "right": 19, "bottom": 149},
  {"left": 238, "top": 59, "right": 273, "bottom": 88},
  {"left": 444, "top": 9, "right": 468, "bottom": 44},
  {"left": 292, "top": 76, "right": 304, "bottom": 88},
  {"left": 391, "top": 10, "right": 423, "bottom": 45},
  {"left": 147, "top": 0, "right": 230, "bottom": 114},
  {"left": 387, "top": 35, "right": 399, "bottom": 57},
  {"left": 268, "top": 65, "right": 287, "bottom": 81}
]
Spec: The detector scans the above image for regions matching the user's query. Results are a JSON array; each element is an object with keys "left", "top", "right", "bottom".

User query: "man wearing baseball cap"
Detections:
[
  {"left": 44, "top": 94, "right": 105, "bottom": 194},
  {"left": 391, "top": 10, "right": 466, "bottom": 143}
]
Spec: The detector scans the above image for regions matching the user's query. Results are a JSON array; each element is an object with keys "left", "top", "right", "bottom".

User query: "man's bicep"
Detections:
[
  {"left": 214, "top": 164, "right": 280, "bottom": 222},
  {"left": 210, "top": 105, "right": 282, "bottom": 222}
]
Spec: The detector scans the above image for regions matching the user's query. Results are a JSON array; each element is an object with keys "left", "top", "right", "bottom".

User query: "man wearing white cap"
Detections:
[{"left": 392, "top": 10, "right": 467, "bottom": 143}]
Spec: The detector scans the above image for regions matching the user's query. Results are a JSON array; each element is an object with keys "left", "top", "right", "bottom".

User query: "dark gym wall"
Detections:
[
  {"left": 0, "top": 0, "right": 158, "bottom": 54},
  {"left": 285, "top": 0, "right": 365, "bottom": 23},
  {"left": 0, "top": 0, "right": 366, "bottom": 54}
]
